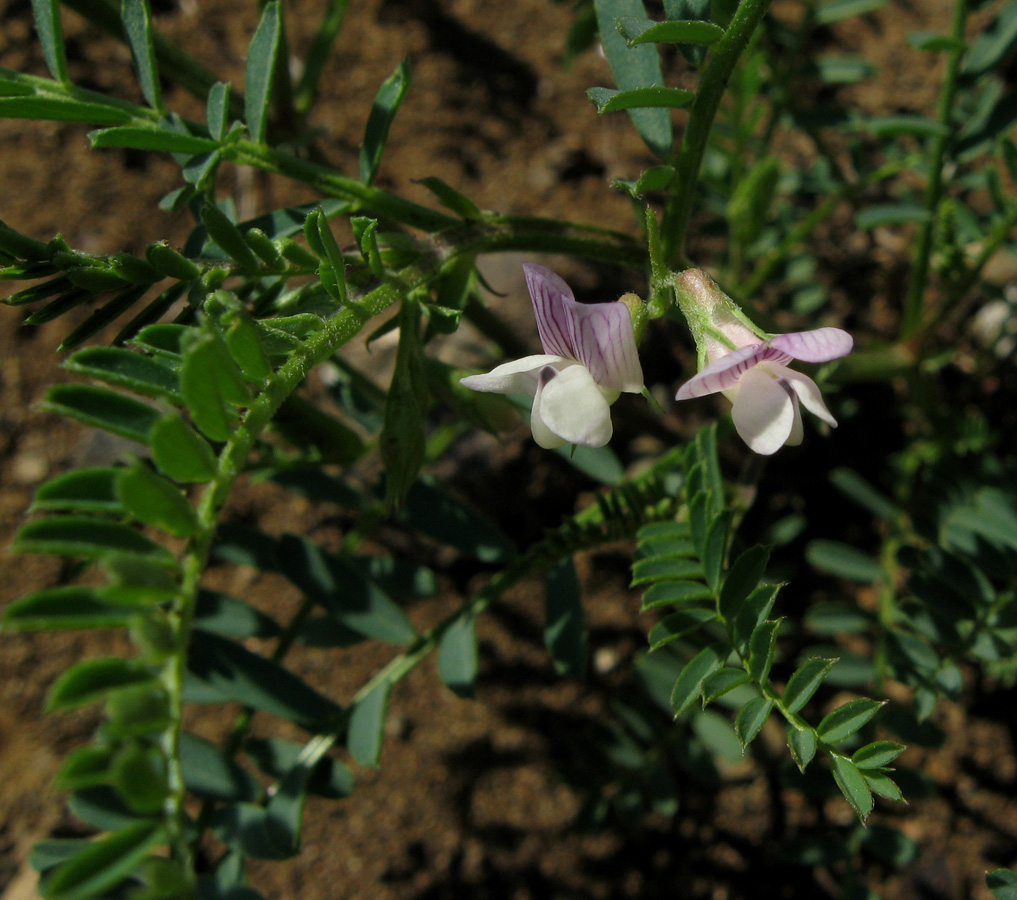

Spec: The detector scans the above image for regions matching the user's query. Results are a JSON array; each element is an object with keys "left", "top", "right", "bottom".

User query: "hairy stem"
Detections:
[{"left": 660, "top": 0, "right": 777, "bottom": 268}]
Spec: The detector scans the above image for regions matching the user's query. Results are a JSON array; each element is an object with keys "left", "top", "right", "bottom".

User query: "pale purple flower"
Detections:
[
  {"left": 676, "top": 327, "right": 853, "bottom": 455},
  {"left": 461, "top": 264, "right": 643, "bottom": 449}
]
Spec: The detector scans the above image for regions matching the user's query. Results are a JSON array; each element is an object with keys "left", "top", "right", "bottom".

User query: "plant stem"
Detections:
[
  {"left": 901, "top": 0, "right": 969, "bottom": 339},
  {"left": 660, "top": 0, "right": 777, "bottom": 268}
]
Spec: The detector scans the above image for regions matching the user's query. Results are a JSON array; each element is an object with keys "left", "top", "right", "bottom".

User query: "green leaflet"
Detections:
[{"left": 245, "top": 1, "right": 283, "bottom": 143}]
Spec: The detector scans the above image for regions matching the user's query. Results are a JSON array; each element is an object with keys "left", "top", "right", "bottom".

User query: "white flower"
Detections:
[
  {"left": 461, "top": 264, "right": 644, "bottom": 449},
  {"left": 676, "top": 326, "right": 854, "bottom": 455}
]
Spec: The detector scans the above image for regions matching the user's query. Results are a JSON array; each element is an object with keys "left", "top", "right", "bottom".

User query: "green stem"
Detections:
[
  {"left": 660, "top": 0, "right": 777, "bottom": 268},
  {"left": 901, "top": 0, "right": 969, "bottom": 339}
]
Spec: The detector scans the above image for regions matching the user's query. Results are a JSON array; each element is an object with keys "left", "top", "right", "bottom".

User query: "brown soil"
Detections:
[{"left": 2, "top": 1, "right": 1015, "bottom": 899}]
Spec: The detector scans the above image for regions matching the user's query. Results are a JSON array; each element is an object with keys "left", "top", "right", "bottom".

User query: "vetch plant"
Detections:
[
  {"left": 461, "top": 263, "right": 644, "bottom": 449},
  {"left": 1, "top": 0, "right": 1016, "bottom": 897}
]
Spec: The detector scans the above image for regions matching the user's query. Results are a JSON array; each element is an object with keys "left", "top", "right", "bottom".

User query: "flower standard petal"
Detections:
[
  {"left": 563, "top": 296, "right": 644, "bottom": 393},
  {"left": 523, "top": 263, "right": 576, "bottom": 359},
  {"left": 675, "top": 343, "right": 790, "bottom": 400},
  {"left": 730, "top": 368, "right": 797, "bottom": 455},
  {"left": 535, "top": 363, "right": 614, "bottom": 448},
  {"left": 460, "top": 354, "right": 565, "bottom": 397},
  {"left": 770, "top": 327, "right": 853, "bottom": 363}
]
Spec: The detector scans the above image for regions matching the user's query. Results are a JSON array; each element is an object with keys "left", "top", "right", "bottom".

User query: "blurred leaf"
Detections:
[
  {"left": 210, "top": 802, "right": 296, "bottom": 861},
  {"left": 2, "top": 586, "right": 131, "bottom": 631},
  {"left": 987, "top": 869, "right": 1017, "bottom": 900},
  {"left": 186, "top": 630, "right": 341, "bottom": 731},
  {"left": 121, "top": 0, "right": 163, "bottom": 111},
  {"left": 112, "top": 743, "right": 167, "bottom": 813},
  {"left": 118, "top": 460, "right": 199, "bottom": 537},
  {"left": 962, "top": 2, "right": 1017, "bottom": 79},
  {"left": 207, "top": 81, "right": 231, "bottom": 141},
  {"left": 150, "top": 415, "right": 219, "bottom": 483},
  {"left": 817, "top": 698, "right": 884, "bottom": 744},
  {"left": 631, "top": 557, "right": 705, "bottom": 586},
  {"left": 380, "top": 299, "right": 426, "bottom": 507},
  {"left": 360, "top": 57, "right": 411, "bottom": 184},
  {"left": 671, "top": 643, "right": 724, "bottom": 714},
  {"left": 42, "top": 820, "right": 165, "bottom": 900},
  {"left": 783, "top": 657, "right": 836, "bottom": 713},
  {"left": 806, "top": 539, "right": 882, "bottom": 583},
  {"left": 194, "top": 589, "right": 280, "bottom": 639},
  {"left": 398, "top": 478, "right": 514, "bottom": 563},
  {"left": 593, "top": 0, "right": 673, "bottom": 157},
  {"left": 908, "top": 31, "right": 965, "bottom": 53},
  {"left": 47, "top": 658, "right": 156, "bottom": 711},
  {"left": 804, "top": 601, "right": 871, "bottom": 634},
  {"left": 587, "top": 85, "right": 694, "bottom": 112},
  {"left": 641, "top": 580, "right": 713, "bottom": 610},
  {"left": 245, "top": 1, "right": 282, "bottom": 143},
  {"left": 553, "top": 441, "right": 625, "bottom": 484},
  {"left": 277, "top": 535, "right": 415, "bottom": 644},
  {"left": 67, "top": 786, "right": 143, "bottom": 833},
  {"left": 702, "top": 511, "right": 731, "bottom": 592},
  {"left": 31, "top": 468, "right": 123, "bottom": 514},
  {"left": 855, "top": 204, "right": 932, "bottom": 230},
  {"left": 42, "top": 384, "right": 161, "bottom": 444},
  {"left": 245, "top": 736, "right": 354, "bottom": 799},
  {"left": 438, "top": 612, "right": 478, "bottom": 698},
  {"left": 814, "top": 0, "right": 886, "bottom": 24},
  {"left": 545, "top": 558, "right": 588, "bottom": 676},
  {"left": 180, "top": 733, "right": 260, "bottom": 803},
  {"left": 735, "top": 696, "right": 772, "bottom": 748},
  {"left": 616, "top": 16, "right": 722, "bottom": 45},
  {"left": 16, "top": 515, "right": 174, "bottom": 563},
  {"left": 30, "top": 0, "right": 68, "bottom": 82},
  {"left": 728, "top": 157, "right": 781, "bottom": 249},
  {"left": 347, "top": 681, "right": 391, "bottom": 768},
  {"left": 830, "top": 467, "right": 899, "bottom": 519},
  {"left": 850, "top": 115, "right": 948, "bottom": 139},
  {"left": 814, "top": 55, "right": 876, "bottom": 84}
]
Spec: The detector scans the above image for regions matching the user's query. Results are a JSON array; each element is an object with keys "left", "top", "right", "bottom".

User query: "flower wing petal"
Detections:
[
  {"left": 563, "top": 297, "right": 643, "bottom": 393},
  {"left": 675, "top": 343, "right": 788, "bottom": 400},
  {"left": 524, "top": 263, "right": 576, "bottom": 359},
  {"left": 535, "top": 364, "right": 613, "bottom": 448},
  {"left": 531, "top": 367, "right": 568, "bottom": 449},
  {"left": 731, "top": 368, "right": 797, "bottom": 455},
  {"left": 770, "top": 327, "right": 853, "bottom": 363},
  {"left": 777, "top": 366, "right": 838, "bottom": 427},
  {"left": 460, "top": 354, "right": 564, "bottom": 397}
]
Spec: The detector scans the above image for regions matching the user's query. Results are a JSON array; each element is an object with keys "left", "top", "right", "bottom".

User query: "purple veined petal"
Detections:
[
  {"left": 770, "top": 327, "right": 853, "bottom": 363},
  {"left": 775, "top": 365, "right": 838, "bottom": 427},
  {"left": 730, "top": 368, "right": 797, "bottom": 455},
  {"left": 563, "top": 297, "right": 644, "bottom": 393},
  {"left": 534, "top": 362, "right": 613, "bottom": 448},
  {"left": 675, "top": 342, "right": 790, "bottom": 400},
  {"left": 524, "top": 263, "right": 577, "bottom": 360},
  {"left": 460, "top": 354, "right": 565, "bottom": 397}
]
